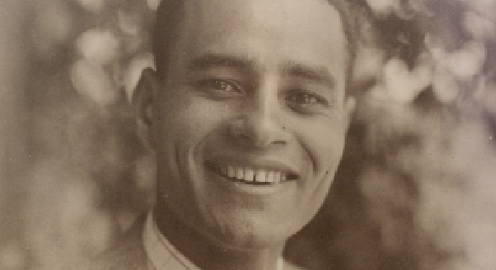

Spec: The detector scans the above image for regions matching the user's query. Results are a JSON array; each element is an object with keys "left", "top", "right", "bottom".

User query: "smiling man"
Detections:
[{"left": 79, "top": 0, "right": 365, "bottom": 269}]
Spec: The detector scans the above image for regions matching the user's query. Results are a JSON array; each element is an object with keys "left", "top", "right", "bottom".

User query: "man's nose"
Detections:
[{"left": 228, "top": 91, "right": 290, "bottom": 149}]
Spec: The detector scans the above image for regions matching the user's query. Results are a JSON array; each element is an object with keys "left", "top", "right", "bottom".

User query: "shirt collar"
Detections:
[
  {"left": 143, "top": 209, "right": 284, "bottom": 270},
  {"left": 143, "top": 210, "right": 202, "bottom": 270}
]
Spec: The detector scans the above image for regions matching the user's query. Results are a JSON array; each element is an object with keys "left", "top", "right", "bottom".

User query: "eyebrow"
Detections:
[
  {"left": 187, "top": 54, "right": 255, "bottom": 73},
  {"left": 283, "top": 62, "right": 336, "bottom": 89}
]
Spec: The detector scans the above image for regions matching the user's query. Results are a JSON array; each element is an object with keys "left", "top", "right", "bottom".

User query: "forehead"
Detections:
[
  {"left": 182, "top": 0, "right": 342, "bottom": 32},
  {"left": 180, "top": 0, "right": 344, "bottom": 43},
  {"left": 158, "top": 0, "right": 347, "bottom": 80}
]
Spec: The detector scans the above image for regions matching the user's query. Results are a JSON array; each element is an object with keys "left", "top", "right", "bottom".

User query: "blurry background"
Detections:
[{"left": 0, "top": 0, "right": 495, "bottom": 270}]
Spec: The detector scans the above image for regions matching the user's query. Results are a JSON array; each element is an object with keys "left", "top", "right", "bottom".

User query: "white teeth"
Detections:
[
  {"left": 266, "top": 172, "right": 274, "bottom": 183},
  {"left": 236, "top": 168, "right": 244, "bottom": 180},
  {"left": 255, "top": 171, "right": 266, "bottom": 183},
  {"left": 218, "top": 166, "right": 289, "bottom": 184},
  {"left": 244, "top": 169, "right": 254, "bottom": 182},
  {"left": 228, "top": 167, "right": 235, "bottom": 178}
]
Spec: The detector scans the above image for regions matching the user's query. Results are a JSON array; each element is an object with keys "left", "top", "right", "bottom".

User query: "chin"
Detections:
[{"left": 202, "top": 213, "right": 302, "bottom": 251}]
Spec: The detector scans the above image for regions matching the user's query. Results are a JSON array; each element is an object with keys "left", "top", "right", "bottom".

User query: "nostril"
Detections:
[{"left": 227, "top": 115, "right": 290, "bottom": 148}]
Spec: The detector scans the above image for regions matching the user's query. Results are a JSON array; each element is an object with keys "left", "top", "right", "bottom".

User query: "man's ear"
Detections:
[
  {"left": 343, "top": 96, "right": 356, "bottom": 131},
  {"left": 132, "top": 67, "right": 159, "bottom": 150}
]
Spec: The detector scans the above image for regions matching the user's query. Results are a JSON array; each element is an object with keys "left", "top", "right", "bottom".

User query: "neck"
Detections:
[{"left": 154, "top": 206, "right": 285, "bottom": 270}]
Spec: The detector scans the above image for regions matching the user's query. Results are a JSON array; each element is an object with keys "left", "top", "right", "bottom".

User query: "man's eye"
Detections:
[
  {"left": 286, "top": 91, "right": 328, "bottom": 107},
  {"left": 200, "top": 79, "right": 241, "bottom": 93}
]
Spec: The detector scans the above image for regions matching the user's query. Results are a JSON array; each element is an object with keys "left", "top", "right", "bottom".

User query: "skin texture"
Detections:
[{"left": 135, "top": 0, "right": 355, "bottom": 269}]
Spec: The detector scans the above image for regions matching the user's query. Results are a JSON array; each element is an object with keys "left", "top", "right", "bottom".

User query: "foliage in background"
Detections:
[{"left": 1, "top": 0, "right": 494, "bottom": 269}]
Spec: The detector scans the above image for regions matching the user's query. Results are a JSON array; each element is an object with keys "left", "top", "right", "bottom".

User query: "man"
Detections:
[{"left": 78, "top": 0, "right": 365, "bottom": 269}]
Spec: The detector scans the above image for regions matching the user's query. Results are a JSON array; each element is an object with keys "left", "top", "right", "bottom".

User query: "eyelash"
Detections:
[
  {"left": 196, "top": 79, "right": 329, "bottom": 112},
  {"left": 198, "top": 79, "right": 242, "bottom": 94},
  {"left": 286, "top": 90, "right": 329, "bottom": 107}
]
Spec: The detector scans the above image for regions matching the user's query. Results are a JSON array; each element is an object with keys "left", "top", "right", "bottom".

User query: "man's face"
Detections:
[{"left": 149, "top": 0, "right": 353, "bottom": 250}]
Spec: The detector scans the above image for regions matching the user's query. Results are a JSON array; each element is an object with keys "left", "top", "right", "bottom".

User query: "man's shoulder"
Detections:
[{"left": 72, "top": 216, "right": 148, "bottom": 270}]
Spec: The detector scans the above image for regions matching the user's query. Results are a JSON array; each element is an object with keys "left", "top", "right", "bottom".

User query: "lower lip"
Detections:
[{"left": 205, "top": 166, "right": 294, "bottom": 196}]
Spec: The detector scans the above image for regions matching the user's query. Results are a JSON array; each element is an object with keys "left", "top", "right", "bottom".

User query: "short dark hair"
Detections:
[
  {"left": 153, "top": 0, "right": 185, "bottom": 80},
  {"left": 152, "top": 0, "right": 371, "bottom": 83}
]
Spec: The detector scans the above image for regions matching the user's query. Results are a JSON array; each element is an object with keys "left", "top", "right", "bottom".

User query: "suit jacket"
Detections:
[{"left": 74, "top": 216, "right": 149, "bottom": 270}]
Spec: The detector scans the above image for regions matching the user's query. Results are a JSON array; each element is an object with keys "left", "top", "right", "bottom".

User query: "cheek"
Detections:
[
  {"left": 156, "top": 92, "right": 230, "bottom": 147},
  {"left": 293, "top": 118, "right": 346, "bottom": 217},
  {"left": 154, "top": 93, "right": 233, "bottom": 189},
  {"left": 301, "top": 118, "right": 347, "bottom": 177},
  {"left": 154, "top": 95, "right": 231, "bottom": 219}
]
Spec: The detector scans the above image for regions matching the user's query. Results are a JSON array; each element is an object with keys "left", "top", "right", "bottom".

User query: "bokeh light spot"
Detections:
[{"left": 71, "top": 59, "right": 119, "bottom": 106}]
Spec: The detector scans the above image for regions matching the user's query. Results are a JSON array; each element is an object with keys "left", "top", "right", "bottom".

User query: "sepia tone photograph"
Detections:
[{"left": 0, "top": 0, "right": 495, "bottom": 269}]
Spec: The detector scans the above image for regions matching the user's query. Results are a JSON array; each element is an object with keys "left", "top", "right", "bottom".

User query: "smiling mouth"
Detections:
[{"left": 209, "top": 165, "right": 298, "bottom": 186}]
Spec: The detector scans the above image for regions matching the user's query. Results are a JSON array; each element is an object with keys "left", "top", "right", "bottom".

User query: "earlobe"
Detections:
[{"left": 133, "top": 67, "right": 159, "bottom": 149}]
